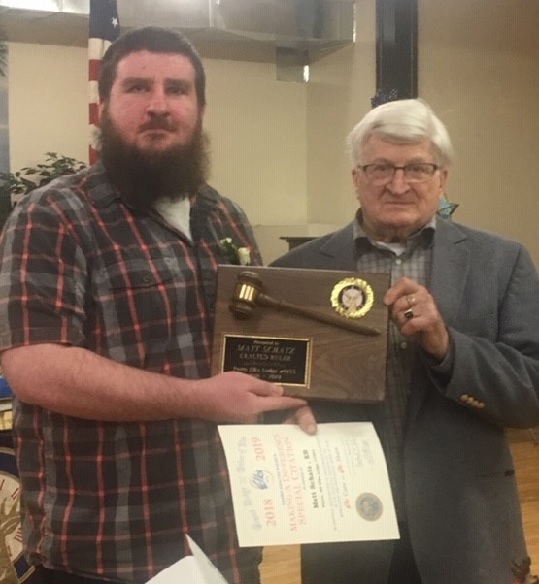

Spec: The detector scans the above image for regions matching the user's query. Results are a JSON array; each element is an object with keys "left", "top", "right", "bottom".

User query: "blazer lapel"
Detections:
[
  {"left": 429, "top": 219, "right": 470, "bottom": 326},
  {"left": 407, "top": 218, "right": 470, "bottom": 424},
  {"left": 318, "top": 222, "right": 356, "bottom": 270}
]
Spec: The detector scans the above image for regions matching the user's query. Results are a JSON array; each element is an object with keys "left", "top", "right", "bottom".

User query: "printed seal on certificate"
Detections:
[
  {"left": 211, "top": 265, "right": 390, "bottom": 403},
  {"left": 355, "top": 492, "right": 384, "bottom": 521}
]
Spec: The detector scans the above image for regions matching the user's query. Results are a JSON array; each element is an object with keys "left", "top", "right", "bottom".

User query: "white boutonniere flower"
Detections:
[{"left": 219, "top": 238, "right": 251, "bottom": 266}]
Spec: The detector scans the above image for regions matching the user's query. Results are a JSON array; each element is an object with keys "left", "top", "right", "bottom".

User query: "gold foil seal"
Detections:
[{"left": 331, "top": 278, "right": 374, "bottom": 319}]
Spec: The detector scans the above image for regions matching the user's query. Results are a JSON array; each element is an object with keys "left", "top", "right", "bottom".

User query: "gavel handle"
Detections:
[{"left": 256, "top": 293, "right": 380, "bottom": 337}]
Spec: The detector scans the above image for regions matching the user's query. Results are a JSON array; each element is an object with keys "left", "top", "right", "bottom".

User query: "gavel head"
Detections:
[{"left": 229, "top": 271, "right": 264, "bottom": 320}]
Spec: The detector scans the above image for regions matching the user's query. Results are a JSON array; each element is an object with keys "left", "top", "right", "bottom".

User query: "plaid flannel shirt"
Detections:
[{"left": 0, "top": 162, "right": 262, "bottom": 583}]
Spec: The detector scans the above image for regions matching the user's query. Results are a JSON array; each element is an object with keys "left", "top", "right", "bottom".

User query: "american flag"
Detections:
[{"left": 88, "top": 0, "right": 120, "bottom": 165}]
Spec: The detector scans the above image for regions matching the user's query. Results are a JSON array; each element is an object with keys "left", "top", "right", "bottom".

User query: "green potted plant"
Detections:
[{"left": 0, "top": 152, "right": 86, "bottom": 229}]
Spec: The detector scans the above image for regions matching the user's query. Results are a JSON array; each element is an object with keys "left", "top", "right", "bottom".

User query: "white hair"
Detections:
[{"left": 346, "top": 99, "right": 454, "bottom": 168}]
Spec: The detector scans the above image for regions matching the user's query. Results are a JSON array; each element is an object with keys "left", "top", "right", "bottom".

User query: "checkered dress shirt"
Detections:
[
  {"left": 353, "top": 213, "right": 434, "bottom": 518},
  {"left": 0, "top": 163, "right": 262, "bottom": 583}
]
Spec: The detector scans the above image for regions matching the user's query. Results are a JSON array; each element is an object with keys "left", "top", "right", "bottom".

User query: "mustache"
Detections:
[{"left": 139, "top": 119, "right": 178, "bottom": 132}]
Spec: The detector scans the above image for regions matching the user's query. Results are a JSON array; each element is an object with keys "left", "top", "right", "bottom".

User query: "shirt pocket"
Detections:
[
  {"left": 104, "top": 258, "right": 175, "bottom": 290},
  {"left": 91, "top": 257, "right": 186, "bottom": 360}
]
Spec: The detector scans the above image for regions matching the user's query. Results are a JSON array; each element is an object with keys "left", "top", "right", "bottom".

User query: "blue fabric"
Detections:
[{"left": 0, "top": 375, "right": 13, "bottom": 398}]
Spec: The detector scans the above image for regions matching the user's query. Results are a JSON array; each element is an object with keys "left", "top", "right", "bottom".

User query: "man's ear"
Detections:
[
  {"left": 352, "top": 166, "right": 361, "bottom": 189},
  {"left": 438, "top": 168, "right": 449, "bottom": 196}
]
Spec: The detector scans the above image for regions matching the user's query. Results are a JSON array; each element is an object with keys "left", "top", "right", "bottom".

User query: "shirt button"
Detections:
[
  {"left": 400, "top": 341, "right": 408, "bottom": 349},
  {"left": 395, "top": 258, "right": 402, "bottom": 265},
  {"left": 143, "top": 275, "right": 151, "bottom": 283}
]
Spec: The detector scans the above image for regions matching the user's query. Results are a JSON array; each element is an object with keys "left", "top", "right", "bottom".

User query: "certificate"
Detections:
[{"left": 218, "top": 422, "right": 399, "bottom": 547}]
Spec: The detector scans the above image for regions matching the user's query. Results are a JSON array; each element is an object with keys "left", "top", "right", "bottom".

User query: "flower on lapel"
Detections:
[{"left": 219, "top": 238, "right": 251, "bottom": 266}]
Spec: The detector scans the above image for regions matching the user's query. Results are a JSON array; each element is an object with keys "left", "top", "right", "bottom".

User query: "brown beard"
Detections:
[{"left": 99, "top": 108, "right": 210, "bottom": 211}]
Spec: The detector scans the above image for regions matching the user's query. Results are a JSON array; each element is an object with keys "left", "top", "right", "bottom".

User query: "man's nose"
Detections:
[
  {"left": 386, "top": 168, "right": 410, "bottom": 193},
  {"left": 147, "top": 87, "right": 169, "bottom": 114}
]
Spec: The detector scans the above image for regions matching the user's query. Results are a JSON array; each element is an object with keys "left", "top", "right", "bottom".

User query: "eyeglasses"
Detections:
[{"left": 357, "top": 163, "right": 439, "bottom": 184}]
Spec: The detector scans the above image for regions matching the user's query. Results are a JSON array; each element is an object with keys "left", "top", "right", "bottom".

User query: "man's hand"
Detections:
[
  {"left": 1, "top": 344, "right": 307, "bottom": 423},
  {"left": 190, "top": 372, "right": 309, "bottom": 424},
  {"left": 282, "top": 405, "right": 318, "bottom": 435},
  {"left": 384, "top": 276, "right": 449, "bottom": 361}
]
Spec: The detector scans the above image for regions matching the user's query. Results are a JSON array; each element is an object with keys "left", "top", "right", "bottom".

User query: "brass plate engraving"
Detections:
[{"left": 221, "top": 335, "right": 311, "bottom": 387}]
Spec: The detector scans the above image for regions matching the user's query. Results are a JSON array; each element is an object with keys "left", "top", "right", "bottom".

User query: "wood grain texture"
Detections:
[{"left": 212, "top": 265, "right": 390, "bottom": 403}]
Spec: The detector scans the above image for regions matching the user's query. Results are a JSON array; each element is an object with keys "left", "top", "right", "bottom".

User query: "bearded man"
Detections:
[{"left": 0, "top": 26, "right": 304, "bottom": 584}]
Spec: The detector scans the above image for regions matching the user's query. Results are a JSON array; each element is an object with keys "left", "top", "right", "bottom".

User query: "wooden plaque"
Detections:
[{"left": 211, "top": 266, "right": 389, "bottom": 403}]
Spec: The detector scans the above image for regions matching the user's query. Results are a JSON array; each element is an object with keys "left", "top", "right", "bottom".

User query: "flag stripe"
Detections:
[
  {"left": 89, "top": 38, "right": 114, "bottom": 62},
  {"left": 88, "top": 0, "right": 120, "bottom": 165},
  {"left": 89, "top": 102, "right": 99, "bottom": 122},
  {"left": 88, "top": 59, "right": 101, "bottom": 85}
]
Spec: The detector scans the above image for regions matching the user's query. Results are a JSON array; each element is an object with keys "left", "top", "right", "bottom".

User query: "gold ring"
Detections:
[{"left": 404, "top": 308, "right": 414, "bottom": 320}]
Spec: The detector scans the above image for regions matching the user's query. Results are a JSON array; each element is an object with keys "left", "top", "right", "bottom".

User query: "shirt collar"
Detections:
[{"left": 353, "top": 209, "right": 436, "bottom": 254}]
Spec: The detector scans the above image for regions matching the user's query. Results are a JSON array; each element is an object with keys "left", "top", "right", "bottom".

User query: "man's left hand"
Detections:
[
  {"left": 384, "top": 276, "right": 449, "bottom": 361},
  {"left": 282, "top": 405, "right": 318, "bottom": 435}
]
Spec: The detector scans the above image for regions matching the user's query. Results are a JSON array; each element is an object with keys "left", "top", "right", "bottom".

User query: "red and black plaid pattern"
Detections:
[{"left": 0, "top": 163, "right": 262, "bottom": 583}]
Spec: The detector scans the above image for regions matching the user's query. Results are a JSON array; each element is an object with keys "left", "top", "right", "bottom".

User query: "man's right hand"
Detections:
[
  {"left": 188, "top": 371, "right": 308, "bottom": 424},
  {"left": 1, "top": 344, "right": 308, "bottom": 424}
]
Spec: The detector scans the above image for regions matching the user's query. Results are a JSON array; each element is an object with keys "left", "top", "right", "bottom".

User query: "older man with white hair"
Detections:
[{"left": 272, "top": 98, "right": 539, "bottom": 584}]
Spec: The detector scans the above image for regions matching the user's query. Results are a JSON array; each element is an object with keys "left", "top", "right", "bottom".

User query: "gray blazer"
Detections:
[{"left": 271, "top": 217, "right": 539, "bottom": 584}]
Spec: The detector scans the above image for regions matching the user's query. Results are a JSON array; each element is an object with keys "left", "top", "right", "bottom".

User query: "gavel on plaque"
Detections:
[{"left": 229, "top": 271, "right": 380, "bottom": 337}]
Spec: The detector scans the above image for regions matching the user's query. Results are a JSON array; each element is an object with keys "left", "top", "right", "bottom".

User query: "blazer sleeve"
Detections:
[{"left": 430, "top": 244, "right": 539, "bottom": 429}]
